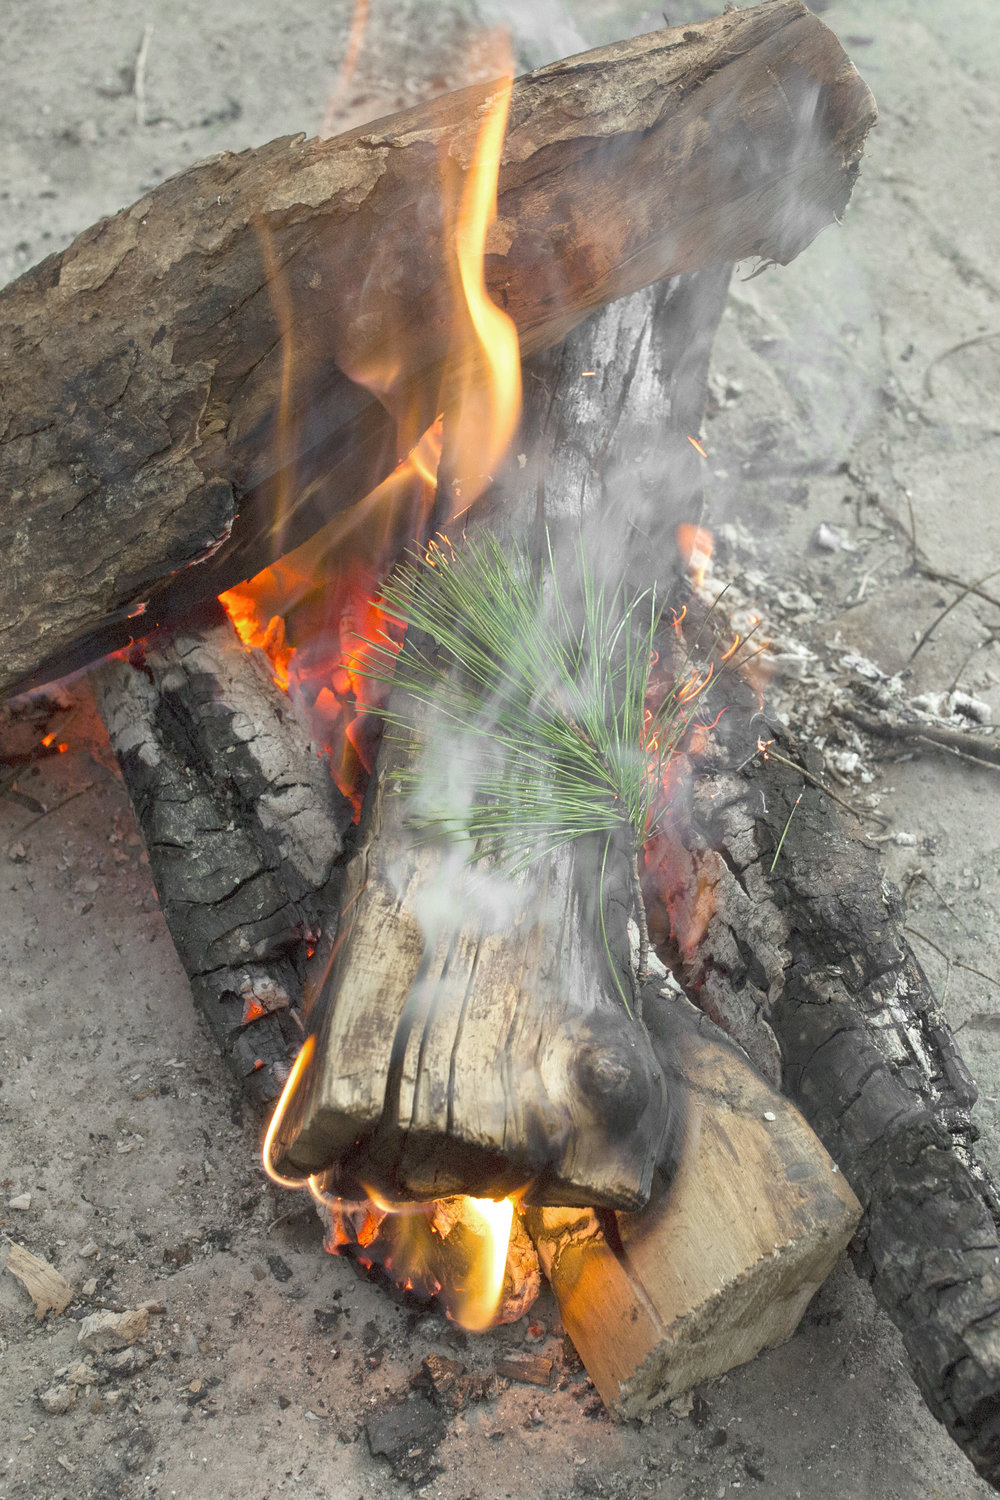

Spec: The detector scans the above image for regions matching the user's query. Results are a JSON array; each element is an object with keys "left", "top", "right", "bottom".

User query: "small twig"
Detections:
[
  {"left": 922, "top": 568, "right": 1000, "bottom": 614},
  {"left": 134, "top": 23, "right": 153, "bottom": 128},
  {"left": 908, "top": 566, "right": 1000, "bottom": 665},
  {"left": 631, "top": 841, "right": 650, "bottom": 990},
  {"left": 903, "top": 867, "right": 960, "bottom": 923},
  {"left": 906, "top": 926, "right": 1000, "bottom": 992},
  {"left": 7, "top": 784, "right": 93, "bottom": 842},
  {"left": 763, "top": 747, "right": 876, "bottom": 824},
  {"left": 839, "top": 707, "right": 1000, "bottom": 770},
  {"left": 769, "top": 789, "right": 803, "bottom": 873},
  {"left": 905, "top": 490, "right": 919, "bottom": 572},
  {"left": 948, "top": 634, "right": 996, "bottom": 695},
  {"left": 923, "top": 330, "right": 1000, "bottom": 399}
]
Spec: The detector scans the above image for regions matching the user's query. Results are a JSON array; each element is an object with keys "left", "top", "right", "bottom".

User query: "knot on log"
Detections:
[{"left": 574, "top": 1041, "right": 652, "bottom": 1131}]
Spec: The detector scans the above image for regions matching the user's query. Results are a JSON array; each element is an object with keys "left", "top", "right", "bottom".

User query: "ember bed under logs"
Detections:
[{"left": 7, "top": 1, "right": 1000, "bottom": 1491}]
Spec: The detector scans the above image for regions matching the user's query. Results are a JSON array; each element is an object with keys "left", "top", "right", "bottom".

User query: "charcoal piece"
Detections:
[{"left": 365, "top": 1395, "right": 447, "bottom": 1486}]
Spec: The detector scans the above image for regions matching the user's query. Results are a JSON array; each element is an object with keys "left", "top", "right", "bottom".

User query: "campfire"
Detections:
[{"left": 6, "top": 1, "right": 1000, "bottom": 1492}]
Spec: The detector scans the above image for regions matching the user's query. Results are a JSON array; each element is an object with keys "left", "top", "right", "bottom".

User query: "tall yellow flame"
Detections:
[
  {"left": 446, "top": 68, "right": 522, "bottom": 509},
  {"left": 449, "top": 1195, "right": 515, "bottom": 1332}
]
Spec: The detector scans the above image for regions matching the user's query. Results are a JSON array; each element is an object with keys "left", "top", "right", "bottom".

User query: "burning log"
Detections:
[
  {"left": 0, "top": 0, "right": 875, "bottom": 700},
  {"left": 526, "top": 988, "right": 861, "bottom": 1415},
  {"left": 267, "top": 267, "right": 734, "bottom": 1207},
  {"left": 93, "top": 603, "right": 352, "bottom": 1104},
  {"left": 645, "top": 645, "right": 1000, "bottom": 1489}
]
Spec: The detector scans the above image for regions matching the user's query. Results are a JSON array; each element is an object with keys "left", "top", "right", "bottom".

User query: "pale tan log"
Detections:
[
  {"left": 526, "top": 993, "right": 862, "bottom": 1417},
  {"left": 273, "top": 726, "right": 671, "bottom": 1208},
  {"left": 0, "top": 0, "right": 875, "bottom": 698},
  {"left": 267, "top": 275, "right": 723, "bottom": 1209}
]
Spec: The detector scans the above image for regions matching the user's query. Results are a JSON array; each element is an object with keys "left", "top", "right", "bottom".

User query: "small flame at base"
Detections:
[
  {"left": 450, "top": 1196, "right": 515, "bottom": 1331},
  {"left": 262, "top": 1037, "right": 518, "bottom": 1331}
]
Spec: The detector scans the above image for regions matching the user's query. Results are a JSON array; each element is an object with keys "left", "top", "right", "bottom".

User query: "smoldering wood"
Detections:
[
  {"left": 269, "top": 265, "right": 734, "bottom": 1206},
  {"left": 0, "top": 0, "right": 876, "bottom": 700},
  {"left": 93, "top": 603, "right": 352, "bottom": 1105},
  {"left": 316, "top": 1193, "right": 542, "bottom": 1328},
  {"left": 526, "top": 987, "right": 861, "bottom": 1416},
  {"left": 644, "top": 642, "right": 1000, "bottom": 1489}
]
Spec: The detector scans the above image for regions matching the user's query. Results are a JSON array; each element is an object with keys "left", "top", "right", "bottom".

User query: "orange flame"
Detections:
[
  {"left": 247, "top": 54, "right": 524, "bottom": 1331},
  {"left": 675, "top": 523, "right": 714, "bottom": 589},
  {"left": 319, "top": 0, "right": 372, "bottom": 138},
  {"left": 449, "top": 1196, "right": 515, "bottom": 1331},
  {"left": 262, "top": 1043, "right": 516, "bottom": 1330},
  {"left": 445, "top": 65, "right": 521, "bottom": 508}
]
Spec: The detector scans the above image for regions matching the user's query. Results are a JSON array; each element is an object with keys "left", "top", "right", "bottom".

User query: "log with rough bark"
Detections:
[
  {"left": 269, "top": 266, "right": 733, "bottom": 1207},
  {"left": 643, "top": 635, "right": 1000, "bottom": 1489},
  {"left": 526, "top": 987, "right": 861, "bottom": 1416},
  {"left": 93, "top": 602, "right": 352, "bottom": 1105},
  {"left": 0, "top": 0, "right": 875, "bottom": 699}
]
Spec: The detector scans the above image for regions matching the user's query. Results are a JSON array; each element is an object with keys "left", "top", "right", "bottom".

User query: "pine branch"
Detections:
[{"left": 360, "top": 532, "right": 693, "bottom": 1012}]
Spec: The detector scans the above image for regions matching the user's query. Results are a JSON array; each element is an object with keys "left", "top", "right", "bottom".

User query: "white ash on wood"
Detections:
[{"left": 94, "top": 603, "right": 352, "bottom": 1104}]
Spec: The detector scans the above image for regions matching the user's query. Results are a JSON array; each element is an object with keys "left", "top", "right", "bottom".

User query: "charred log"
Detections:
[
  {"left": 645, "top": 651, "right": 1000, "bottom": 1489},
  {"left": 0, "top": 0, "right": 876, "bottom": 699},
  {"left": 93, "top": 603, "right": 352, "bottom": 1105}
]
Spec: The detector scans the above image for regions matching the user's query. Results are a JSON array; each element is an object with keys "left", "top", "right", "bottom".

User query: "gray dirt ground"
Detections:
[{"left": 1, "top": 1, "right": 999, "bottom": 1497}]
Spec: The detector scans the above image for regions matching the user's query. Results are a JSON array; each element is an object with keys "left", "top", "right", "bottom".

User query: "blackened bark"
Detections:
[
  {"left": 93, "top": 603, "right": 352, "bottom": 1104},
  {"left": 645, "top": 657, "right": 1000, "bottom": 1489}
]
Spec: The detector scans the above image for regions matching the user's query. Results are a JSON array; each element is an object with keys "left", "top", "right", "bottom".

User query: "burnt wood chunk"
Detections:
[
  {"left": 646, "top": 651, "right": 1000, "bottom": 1490},
  {"left": 526, "top": 990, "right": 861, "bottom": 1416},
  {"left": 0, "top": 0, "right": 876, "bottom": 698},
  {"left": 269, "top": 267, "right": 733, "bottom": 1205},
  {"left": 93, "top": 604, "right": 352, "bottom": 1104}
]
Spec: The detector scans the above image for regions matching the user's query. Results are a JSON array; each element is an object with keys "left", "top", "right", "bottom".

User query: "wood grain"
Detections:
[
  {"left": 0, "top": 0, "right": 875, "bottom": 698},
  {"left": 527, "top": 990, "right": 861, "bottom": 1414}
]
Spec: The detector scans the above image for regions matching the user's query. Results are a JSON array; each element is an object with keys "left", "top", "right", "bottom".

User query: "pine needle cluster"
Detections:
[{"left": 364, "top": 532, "right": 693, "bottom": 1014}]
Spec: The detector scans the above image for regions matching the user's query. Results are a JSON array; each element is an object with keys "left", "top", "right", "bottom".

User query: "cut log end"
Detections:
[{"left": 527, "top": 991, "right": 861, "bottom": 1417}]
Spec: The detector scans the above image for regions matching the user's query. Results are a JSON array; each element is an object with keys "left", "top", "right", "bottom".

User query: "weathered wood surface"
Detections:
[
  {"left": 0, "top": 0, "right": 875, "bottom": 698},
  {"left": 527, "top": 988, "right": 861, "bottom": 1416},
  {"left": 93, "top": 604, "right": 352, "bottom": 1105},
  {"left": 270, "top": 266, "right": 732, "bottom": 1205},
  {"left": 644, "top": 647, "right": 1000, "bottom": 1489}
]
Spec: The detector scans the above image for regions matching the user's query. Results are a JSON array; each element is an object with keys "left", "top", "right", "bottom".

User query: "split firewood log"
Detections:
[
  {"left": 526, "top": 988, "right": 861, "bottom": 1416},
  {"left": 0, "top": 0, "right": 875, "bottom": 699},
  {"left": 93, "top": 602, "right": 352, "bottom": 1104},
  {"left": 268, "top": 266, "right": 734, "bottom": 1208},
  {"left": 643, "top": 628, "right": 1000, "bottom": 1490}
]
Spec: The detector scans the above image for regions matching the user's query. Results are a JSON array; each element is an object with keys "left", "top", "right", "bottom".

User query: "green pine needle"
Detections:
[
  {"left": 359, "top": 531, "right": 700, "bottom": 1016},
  {"left": 365, "top": 533, "right": 684, "bottom": 862}
]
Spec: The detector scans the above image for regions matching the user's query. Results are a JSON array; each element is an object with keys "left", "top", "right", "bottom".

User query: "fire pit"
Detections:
[{"left": 1, "top": 2, "right": 1000, "bottom": 1500}]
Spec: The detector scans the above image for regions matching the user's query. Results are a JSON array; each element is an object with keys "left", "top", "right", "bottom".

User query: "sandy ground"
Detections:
[{"left": 2, "top": 1, "right": 999, "bottom": 1497}]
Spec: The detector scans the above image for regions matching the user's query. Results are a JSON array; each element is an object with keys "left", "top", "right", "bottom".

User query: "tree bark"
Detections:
[
  {"left": 0, "top": 0, "right": 875, "bottom": 699},
  {"left": 93, "top": 603, "right": 352, "bottom": 1105},
  {"left": 643, "top": 639, "right": 1000, "bottom": 1490}
]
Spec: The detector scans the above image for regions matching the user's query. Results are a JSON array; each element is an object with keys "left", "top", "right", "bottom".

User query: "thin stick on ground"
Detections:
[
  {"left": 905, "top": 926, "right": 1000, "bottom": 992},
  {"left": 908, "top": 566, "right": 1000, "bottom": 664},
  {"left": 840, "top": 708, "right": 1000, "bottom": 770}
]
